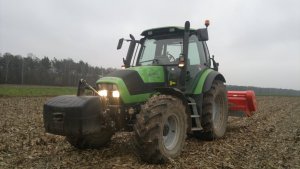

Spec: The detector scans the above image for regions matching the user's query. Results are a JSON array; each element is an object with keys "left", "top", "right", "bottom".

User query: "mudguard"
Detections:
[
  {"left": 192, "top": 69, "right": 225, "bottom": 94},
  {"left": 203, "top": 71, "right": 226, "bottom": 93}
]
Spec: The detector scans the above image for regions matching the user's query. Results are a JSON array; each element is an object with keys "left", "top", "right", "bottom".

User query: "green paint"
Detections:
[
  {"left": 97, "top": 77, "right": 151, "bottom": 104},
  {"left": 96, "top": 66, "right": 165, "bottom": 104},
  {"left": 193, "top": 69, "right": 213, "bottom": 94},
  {"left": 128, "top": 66, "right": 164, "bottom": 83}
]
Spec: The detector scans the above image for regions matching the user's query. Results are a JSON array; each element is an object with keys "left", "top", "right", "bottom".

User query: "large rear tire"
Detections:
[
  {"left": 134, "top": 95, "right": 187, "bottom": 164},
  {"left": 198, "top": 80, "right": 228, "bottom": 140},
  {"left": 66, "top": 130, "right": 114, "bottom": 149}
]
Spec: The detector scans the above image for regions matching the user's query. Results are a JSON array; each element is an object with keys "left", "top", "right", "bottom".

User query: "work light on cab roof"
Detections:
[{"left": 205, "top": 20, "right": 210, "bottom": 27}]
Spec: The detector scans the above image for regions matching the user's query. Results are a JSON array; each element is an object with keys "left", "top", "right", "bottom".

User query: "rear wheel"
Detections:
[
  {"left": 66, "top": 129, "right": 114, "bottom": 149},
  {"left": 197, "top": 80, "right": 228, "bottom": 140},
  {"left": 134, "top": 95, "right": 187, "bottom": 164}
]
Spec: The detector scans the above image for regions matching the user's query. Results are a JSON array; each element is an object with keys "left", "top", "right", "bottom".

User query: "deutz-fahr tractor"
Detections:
[{"left": 43, "top": 21, "right": 257, "bottom": 163}]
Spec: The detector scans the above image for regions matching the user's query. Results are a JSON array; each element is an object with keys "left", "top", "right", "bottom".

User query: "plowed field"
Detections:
[{"left": 1, "top": 96, "right": 299, "bottom": 168}]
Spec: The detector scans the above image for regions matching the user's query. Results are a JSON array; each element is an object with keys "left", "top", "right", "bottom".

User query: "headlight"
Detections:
[
  {"left": 98, "top": 90, "right": 108, "bottom": 97},
  {"left": 112, "top": 90, "right": 120, "bottom": 98}
]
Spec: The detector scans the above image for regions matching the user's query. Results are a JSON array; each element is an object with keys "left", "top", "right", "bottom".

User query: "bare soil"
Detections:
[{"left": 0, "top": 96, "right": 299, "bottom": 169}]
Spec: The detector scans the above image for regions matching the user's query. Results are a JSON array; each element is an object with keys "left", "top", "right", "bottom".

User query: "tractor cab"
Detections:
[{"left": 117, "top": 21, "right": 219, "bottom": 93}]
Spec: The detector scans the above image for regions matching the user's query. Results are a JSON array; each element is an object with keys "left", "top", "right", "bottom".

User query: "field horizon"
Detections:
[{"left": 0, "top": 84, "right": 299, "bottom": 97}]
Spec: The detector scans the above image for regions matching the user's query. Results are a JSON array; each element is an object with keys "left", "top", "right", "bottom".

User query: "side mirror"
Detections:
[
  {"left": 211, "top": 55, "right": 219, "bottom": 71},
  {"left": 117, "top": 38, "right": 124, "bottom": 50},
  {"left": 196, "top": 28, "right": 209, "bottom": 41}
]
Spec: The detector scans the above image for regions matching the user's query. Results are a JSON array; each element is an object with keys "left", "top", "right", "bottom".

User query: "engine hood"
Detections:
[{"left": 96, "top": 66, "right": 165, "bottom": 104}]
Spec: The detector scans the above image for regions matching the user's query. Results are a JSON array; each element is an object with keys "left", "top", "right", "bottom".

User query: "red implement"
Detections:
[{"left": 227, "top": 90, "right": 257, "bottom": 117}]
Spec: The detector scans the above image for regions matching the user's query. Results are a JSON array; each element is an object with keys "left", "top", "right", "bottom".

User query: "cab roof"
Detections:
[{"left": 141, "top": 26, "right": 196, "bottom": 37}]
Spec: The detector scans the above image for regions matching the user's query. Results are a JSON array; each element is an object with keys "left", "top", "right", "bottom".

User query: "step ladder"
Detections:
[{"left": 188, "top": 97, "right": 202, "bottom": 131}]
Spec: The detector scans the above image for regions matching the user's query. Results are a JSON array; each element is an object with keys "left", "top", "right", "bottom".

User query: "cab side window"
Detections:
[
  {"left": 197, "top": 41, "right": 206, "bottom": 65},
  {"left": 187, "top": 35, "right": 206, "bottom": 79},
  {"left": 188, "top": 35, "right": 206, "bottom": 65},
  {"left": 203, "top": 42, "right": 211, "bottom": 67},
  {"left": 188, "top": 42, "right": 200, "bottom": 65}
]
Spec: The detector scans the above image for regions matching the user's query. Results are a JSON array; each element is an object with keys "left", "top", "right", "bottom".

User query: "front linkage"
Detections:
[
  {"left": 76, "top": 79, "right": 99, "bottom": 96},
  {"left": 44, "top": 79, "right": 120, "bottom": 148}
]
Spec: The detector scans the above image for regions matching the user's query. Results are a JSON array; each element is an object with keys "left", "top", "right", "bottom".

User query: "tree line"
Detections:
[
  {"left": 227, "top": 85, "right": 300, "bottom": 96},
  {"left": 0, "top": 52, "right": 299, "bottom": 96},
  {"left": 0, "top": 53, "right": 117, "bottom": 86}
]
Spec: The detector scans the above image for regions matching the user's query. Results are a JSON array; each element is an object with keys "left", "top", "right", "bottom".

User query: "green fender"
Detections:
[{"left": 193, "top": 69, "right": 226, "bottom": 94}]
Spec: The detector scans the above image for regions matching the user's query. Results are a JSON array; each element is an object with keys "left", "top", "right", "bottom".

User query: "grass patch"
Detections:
[{"left": 0, "top": 85, "right": 77, "bottom": 97}]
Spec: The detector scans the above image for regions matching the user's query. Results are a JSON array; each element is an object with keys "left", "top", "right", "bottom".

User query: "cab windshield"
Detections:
[{"left": 137, "top": 38, "right": 183, "bottom": 66}]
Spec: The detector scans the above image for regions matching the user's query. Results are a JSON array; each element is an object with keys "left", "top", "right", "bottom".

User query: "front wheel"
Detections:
[{"left": 134, "top": 95, "right": 187, "bottom": 164}]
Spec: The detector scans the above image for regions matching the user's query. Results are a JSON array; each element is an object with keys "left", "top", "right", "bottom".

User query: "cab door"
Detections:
[{"left": 185, "top": 35, "right": 209, "bottom": 93}]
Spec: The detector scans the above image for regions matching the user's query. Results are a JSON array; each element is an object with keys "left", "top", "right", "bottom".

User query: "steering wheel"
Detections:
[{"left": 167, "top": 53, "right": 176, "bottom": 62}]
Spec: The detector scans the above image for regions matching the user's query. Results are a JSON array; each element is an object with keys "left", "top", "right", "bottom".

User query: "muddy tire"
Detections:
[
  {"left": 134, "top": 95, "right": 187, "bottom": 164},
  {"left": 197, "top": 80, "right": 228, "bottom": 140},
  {"left": 66, "top": 130, "right": 114, "bottom": 149}
]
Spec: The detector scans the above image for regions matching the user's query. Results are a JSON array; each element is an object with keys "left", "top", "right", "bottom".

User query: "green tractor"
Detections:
[{"left": 44, "top": 21, "right": 255, "bottom": 163}]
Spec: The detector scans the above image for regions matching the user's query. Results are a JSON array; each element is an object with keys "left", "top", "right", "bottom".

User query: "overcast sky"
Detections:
[{"left": 0, "top": 0, "right": 299, "bottom": 90}]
